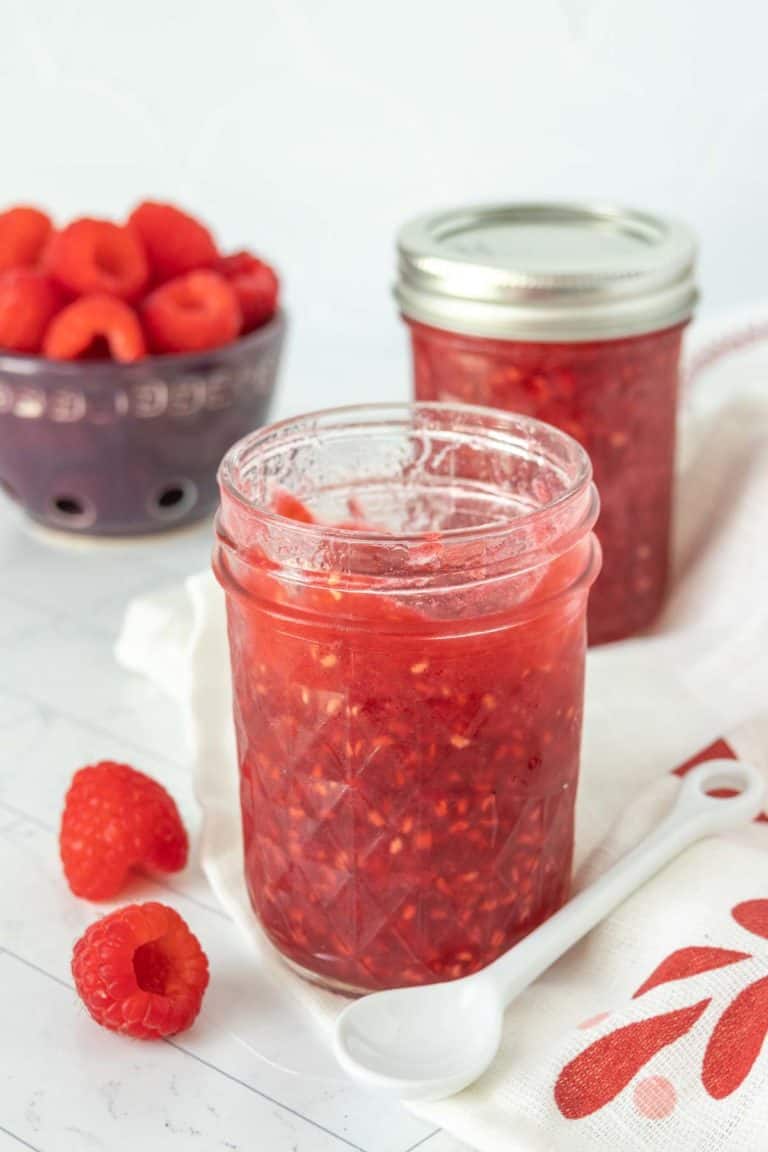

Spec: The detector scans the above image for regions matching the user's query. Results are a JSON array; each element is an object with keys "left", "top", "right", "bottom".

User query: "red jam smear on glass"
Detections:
[
  {"left": 407, "top": 320, "right": 685, "bottom": 645},
  {"left": 219, "top": 491, "right": 596, "bottom": 993}
]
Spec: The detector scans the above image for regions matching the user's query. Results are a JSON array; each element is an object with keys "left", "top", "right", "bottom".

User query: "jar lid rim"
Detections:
[{"left": 396, "top": 201, "right": 698, "bottom": 340}]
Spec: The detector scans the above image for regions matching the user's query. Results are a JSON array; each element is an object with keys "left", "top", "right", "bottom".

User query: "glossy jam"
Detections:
[
  {"left": 407, "top": 321, "right": 685, "bottom": 644},
  {"left": 215, "top": 406, "right": 599, "bottom": 993}
]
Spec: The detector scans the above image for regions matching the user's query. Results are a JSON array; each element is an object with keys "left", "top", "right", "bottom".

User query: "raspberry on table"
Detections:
[
  {"left": 72, "top": 902, "right": 209, "bottom": 1039},
  {"left": 43, "top": 294, "right": 146, "bottom": 362},
  {"left": 60, "top": 761, "right": 188, "bottom": 899},
  {"left": 216, "top": 250, "right": 279, "bottom": 331},
  {"left": 0, "top": 206, "right": 53, "bottom": 272},
  {"left": 141, "top": 269, "right": 241, "bottom": 354},
  {"left": 47, "top": 217, "right": 149, "bottom": 301},
  {"left": 0, "top": 270, "right": 63, "bottom": 353},
  {"left": 129, "top": 201, "right": 218, "bottom": 284}
]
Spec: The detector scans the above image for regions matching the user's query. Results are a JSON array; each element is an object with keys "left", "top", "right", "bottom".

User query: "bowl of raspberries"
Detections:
[{"left": 0, "top": 201, "right": 283, "bottom": 535}]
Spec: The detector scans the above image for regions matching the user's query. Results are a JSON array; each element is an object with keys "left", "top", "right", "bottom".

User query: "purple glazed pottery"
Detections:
[{"left": 0, "top": 313, "right": 285, "bottom": 535}]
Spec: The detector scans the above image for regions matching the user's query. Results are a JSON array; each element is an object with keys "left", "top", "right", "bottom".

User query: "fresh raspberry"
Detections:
[
  {"left": 0, "top": 206, "right": 53, "bottom": 272},
  {"left": 44, "top": 294, "right": 146, "bottom": 362},
  {"left": 60, "top": 762, "right": 188, "bottom": 899},
  {"left": 216, "top": 250, "right": 279, "bottom": 331},
  {"left": 72, "top": 902, "right": 209, "bottom": 1039},
  {"left": 47, "top": 217, "right": 149, "bottom": 301},
  {"left": 0, "top": 270, "right": 64, "bottom": 353},
  {"left": 129, "top": 201, "right": 218, "bottom": 283},
  {"left": 141, "top": 270, "right": 241, "bottom": 354}
]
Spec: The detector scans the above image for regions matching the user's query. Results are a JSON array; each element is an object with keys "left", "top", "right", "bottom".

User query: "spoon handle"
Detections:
[{"left": 484, "top": 759, "right": 764, "bottom": 1006}]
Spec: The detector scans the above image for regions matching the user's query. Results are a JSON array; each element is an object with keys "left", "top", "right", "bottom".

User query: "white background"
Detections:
[{"left": 4, "top": 0, "right": 768, "bottom": 415}]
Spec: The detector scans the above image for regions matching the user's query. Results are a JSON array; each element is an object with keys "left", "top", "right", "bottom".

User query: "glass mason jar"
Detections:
[
  {"left": 214, "top": 403, "right": 600, "bottom": 994},
  {"left": 396, "top": 203, "right": 698, "bottom": 645}
]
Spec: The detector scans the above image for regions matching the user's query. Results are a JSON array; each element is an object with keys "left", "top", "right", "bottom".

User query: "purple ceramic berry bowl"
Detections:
[{"left": 0, "top": 313, "right": 285, "bottom": 536}]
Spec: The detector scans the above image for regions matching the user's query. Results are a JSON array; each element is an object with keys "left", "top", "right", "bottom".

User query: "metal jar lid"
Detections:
[{"left": 395, "top": 202, "right": 698, "bottom": 342}]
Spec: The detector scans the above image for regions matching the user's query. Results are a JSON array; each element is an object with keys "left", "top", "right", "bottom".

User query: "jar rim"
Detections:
[
  {"left": 219, "top": 400, "right": 592, "bottom": 538},
  {"left": 217, "top": 402, "right": 598, "bottom": 590}
]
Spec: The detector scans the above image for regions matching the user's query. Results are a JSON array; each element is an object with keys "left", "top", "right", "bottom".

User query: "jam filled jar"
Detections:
[
  {"left": 396, "top": 203, "right": 698, "bottom": 645},
  {"left": 214, "top": 403, "right": 600, "bottom": 993}
]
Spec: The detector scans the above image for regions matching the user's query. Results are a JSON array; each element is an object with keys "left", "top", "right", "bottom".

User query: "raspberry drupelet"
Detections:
[
  {"left": 0, "top": 206, "right": 53, "bottom": 272},
  {"left": 129, "top": 200, "right": 218, "bottom": 284},
  {"left": 60, "top": 761, "right": 188, "bottom": 900},
  {"left": 141, "top": 270, "right": 241, "bottom": 354},
  {"left": 44, "top": 294, "right": 146, "bottom": 362},
  {"left": 72, "top": 902, "right": 209, "bottom": 1039},
  {"left": 47, "top": 217, "right": 149, "bottom": 301}
]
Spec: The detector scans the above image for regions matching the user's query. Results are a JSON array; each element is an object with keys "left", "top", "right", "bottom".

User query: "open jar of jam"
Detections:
[
  {"left": 214, "top": 402, "right": 600, "bottom": 993},
  {"left": 396, "top": 203, "right": 698, "bottom": 644}
]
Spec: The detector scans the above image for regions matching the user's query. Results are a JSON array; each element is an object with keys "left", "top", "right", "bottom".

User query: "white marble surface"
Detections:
[{"left": 0, "top": 501, "right": 475, "bottom": 1152}]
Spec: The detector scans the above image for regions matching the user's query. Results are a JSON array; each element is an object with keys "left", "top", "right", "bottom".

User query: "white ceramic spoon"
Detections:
[{"left": 334, "top": 759, "right": 764, "bottom": 1101}]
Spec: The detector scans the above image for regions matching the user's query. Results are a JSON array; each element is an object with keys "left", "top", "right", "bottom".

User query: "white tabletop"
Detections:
[{"left": 0, "top": 501, "right": 473, "bottom": 1152}]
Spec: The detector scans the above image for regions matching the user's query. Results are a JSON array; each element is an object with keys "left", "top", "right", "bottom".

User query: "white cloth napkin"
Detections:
[{"left": 117, "top": 303, "right": 768, "bottom": 1152}]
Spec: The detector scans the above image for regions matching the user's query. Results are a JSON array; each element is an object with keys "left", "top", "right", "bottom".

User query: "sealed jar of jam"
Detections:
[
  {"left": 396, "top": 203, "right": 698, "bottom": 644},
  {"left": 214, "top": 402, "right": 600, "bottom": 993}
]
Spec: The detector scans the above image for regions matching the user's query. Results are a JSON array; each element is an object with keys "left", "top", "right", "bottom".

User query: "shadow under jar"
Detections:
[
  {"left": 0, "top": 315, "right": 284, "bottom": 536},
  {"left": 396, "top": 203, "right": 698, "bottom": 645},
  {"left": 214, "top": 402, "right": 600, "bottom": 994}
]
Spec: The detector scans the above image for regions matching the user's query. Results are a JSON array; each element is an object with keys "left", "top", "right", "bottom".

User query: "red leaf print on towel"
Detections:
[
  {"left": 555, "top": 899, "right": 768, "bottom": 1120},
  {"left": 674, "top": 738, "right": 738, "bottom": 778},
  {"left": 633, "top": 947, "right": 750, "bottom": 998},
  {"left": 703, "top": 976, "right": 768, "bottom": 1099},
  {"left": 554, "top": 1001, "right": 711, "bottom": 1119},
  {"left": 732, "top": 900, "right": 768, "bottom": 940}
]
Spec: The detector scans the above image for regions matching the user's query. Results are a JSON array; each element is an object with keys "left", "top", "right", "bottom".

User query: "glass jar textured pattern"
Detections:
[{"left": 214, "top": 403, "right": 600, "bottom": 993}]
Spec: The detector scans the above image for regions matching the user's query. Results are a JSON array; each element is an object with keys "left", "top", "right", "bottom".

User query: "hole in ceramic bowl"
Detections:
[
  {"left": 151, "top": 480, "right": 197, "bottom": 520},
  {"left": 54, "top": 496, "right": 84, "bottom": 515},
  {"left": 157, "top": 486, "right": 185, "bottom": 509},
  {"left": 49, "top": 493, "right": 97, "bottom": 529}
]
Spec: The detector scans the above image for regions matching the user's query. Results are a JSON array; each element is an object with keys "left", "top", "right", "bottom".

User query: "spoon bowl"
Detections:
[{"left": 334, "top": 976, "right": 501, "bottom": 1100}]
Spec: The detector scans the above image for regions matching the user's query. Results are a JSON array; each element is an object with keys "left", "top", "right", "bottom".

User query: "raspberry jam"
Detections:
[
  {"left": 215, "top": 404, "right": 600, "bottom": 993},
  {"left": 407, "top": 321, "right": 684, "bottom": 644},
  {"left": 396, "top": 202, "right": 698, "bottom": 645}
]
